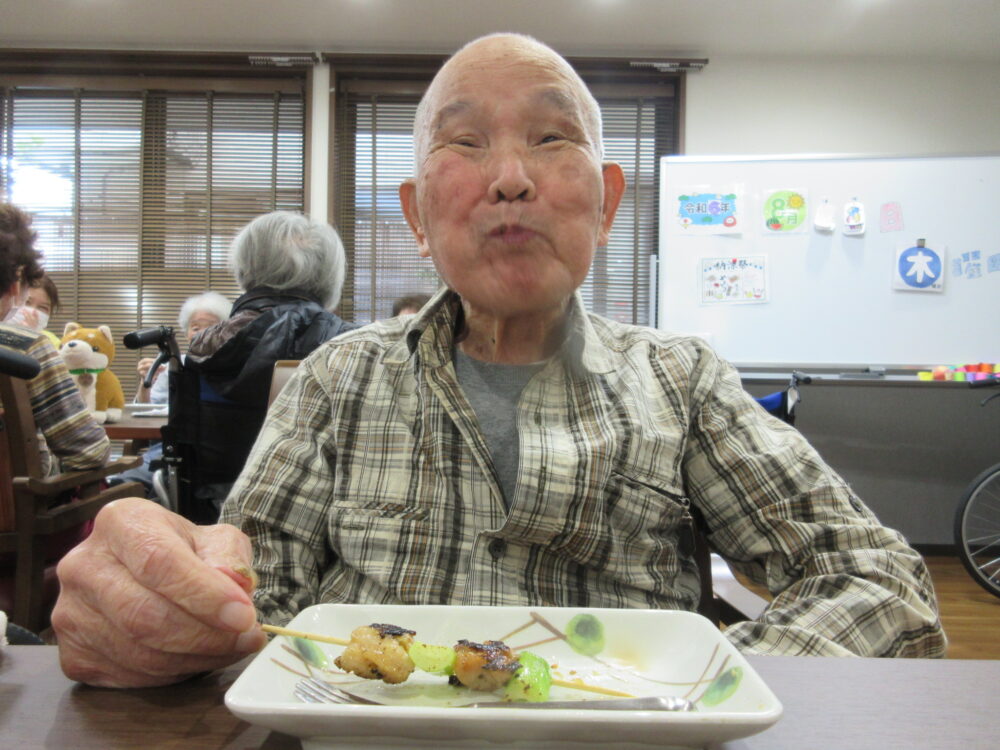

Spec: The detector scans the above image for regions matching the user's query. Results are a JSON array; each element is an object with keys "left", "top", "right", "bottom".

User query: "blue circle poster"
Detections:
[{"left": 895, "top": 243, "right": 944, "bottom": 292}]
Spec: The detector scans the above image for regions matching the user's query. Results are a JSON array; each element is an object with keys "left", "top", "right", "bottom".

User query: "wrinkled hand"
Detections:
[
  {"left": 136, "top": 357, "right": 165, "bottom": 382},
  {"left": 53, "top": 498, "right": 268, "bottom": 687},
  {"left": 134, "top": 358, "right": 165, "bottom": 403}
]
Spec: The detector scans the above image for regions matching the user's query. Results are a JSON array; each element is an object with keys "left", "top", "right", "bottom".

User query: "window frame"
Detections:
[{"left": 0, "top": 49, "right": 311, "bottom": 399}]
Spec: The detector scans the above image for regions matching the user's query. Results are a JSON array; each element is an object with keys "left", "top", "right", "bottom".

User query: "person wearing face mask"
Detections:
[
  {"left": 6, "top": 273, "right": 63, "bottom": 347},
  {"left": 0, "top": 203, "right": 110, "bottom": 475}
]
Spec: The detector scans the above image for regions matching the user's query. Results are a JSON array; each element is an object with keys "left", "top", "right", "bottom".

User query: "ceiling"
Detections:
[{"left": 3, "top": 0, "right": 999, "bottom": 63}]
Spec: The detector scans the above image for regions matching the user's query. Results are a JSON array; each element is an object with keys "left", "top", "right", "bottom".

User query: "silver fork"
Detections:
[
  {"left": 294, "top": 678, "right": 695, "bottom": 711},
  {"left": 295, "top": 678, "right": 382, "bottom": 705}
]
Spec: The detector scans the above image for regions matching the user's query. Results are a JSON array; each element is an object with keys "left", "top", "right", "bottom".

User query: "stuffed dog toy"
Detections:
[{"left": 60, "top": 322, "right": 125, "bottom": 424}]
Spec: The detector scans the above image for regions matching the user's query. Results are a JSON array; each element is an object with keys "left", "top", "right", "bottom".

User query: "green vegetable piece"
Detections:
[
  {"left": 409, "top": 640, "right": 456, "bottom": 675},
  {"left": 292, "top": 637, "right": 328, "bottom": 669},
  {"left": 565, "top": 613, "right": 605, "bottom": 656},
  {"left": 700, "top": 666, "right": 743, "bottom": 706},
  {"left": 504, "top": 651, "right": 552, "bottom": 703}
]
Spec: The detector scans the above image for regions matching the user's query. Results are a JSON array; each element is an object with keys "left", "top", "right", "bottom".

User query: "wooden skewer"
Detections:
[
  {"left": 261, "top": 623, "right": 634, "bottom": 698},
  {"left": 262, "top": 624, "right": 349, "bottom": 646},
  {"left": 550, "top": 678, "right": 633, "bottom": 697}
]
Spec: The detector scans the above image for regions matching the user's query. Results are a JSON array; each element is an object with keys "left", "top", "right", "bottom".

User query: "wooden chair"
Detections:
[
  {"left": 268, "top": 360, "right": 301, "bottom": 407},
  {"left": 0, "top": 372, "right": 144, "bottom": 632}
]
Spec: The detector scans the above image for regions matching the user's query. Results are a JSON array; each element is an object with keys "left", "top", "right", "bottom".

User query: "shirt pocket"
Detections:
[
  {"left": 605, "top": 470, "right": 696, "bottom": 561},
  {"left": 330, "top": 503, "right": 451, "bottom": 602},
  {"left": 333, "top": 501, "right": 431, "bottom": 576}
]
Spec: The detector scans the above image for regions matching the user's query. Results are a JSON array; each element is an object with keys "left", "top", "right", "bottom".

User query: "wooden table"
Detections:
[
  {"left": 1, "top": 646, "right": 995, "bottom": 749},
  {"left": 102, "top": 414, "right": 167, "bottom": 442}
]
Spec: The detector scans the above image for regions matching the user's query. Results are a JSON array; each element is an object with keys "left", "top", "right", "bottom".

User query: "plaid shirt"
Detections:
[{"left": 222, "top": 290, "right": 945, "bottom": 658}]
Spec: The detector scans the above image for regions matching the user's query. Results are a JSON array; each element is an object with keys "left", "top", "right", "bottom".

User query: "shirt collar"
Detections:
[{"left": 384, "top": 287, "right": 615, "bottom": 375}]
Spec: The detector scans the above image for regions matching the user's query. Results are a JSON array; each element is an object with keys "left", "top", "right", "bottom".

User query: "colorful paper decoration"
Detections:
[
  {"left": 894, "top": 239, "right": 945, "bottom": 293},
  {"left": 700, "top": 256, "right": 768, "bottom": 304},
  {"left": 676, "top": 191, "right": 740, "bottom": 234},
  {"left": 843, "top": 199, "right": 865, "bottom": 235},
  {"left": 762, "top": 189, "right": 808, "bottom": 234},
  {"left": 880, "top": 202, "right": 904, "bottom": 232}
]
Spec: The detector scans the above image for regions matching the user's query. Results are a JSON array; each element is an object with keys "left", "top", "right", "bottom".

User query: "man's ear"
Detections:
[
  {"left": 400, "top": 180, "right": 431, "bottom": 258},
  {"left": 598, "top": 162, "right": 626, "bottom": 247}
]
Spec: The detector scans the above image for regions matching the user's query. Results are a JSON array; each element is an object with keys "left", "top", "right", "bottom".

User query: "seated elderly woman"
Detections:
[
  {"left": 172, "top": 210, "right": 356, "bottom": 521},
  {"left": 135, "top": 291, "right": 232, "bottom": 405},
  {"left": 109, "top": 291, "right": 232, "bottom": 501}
]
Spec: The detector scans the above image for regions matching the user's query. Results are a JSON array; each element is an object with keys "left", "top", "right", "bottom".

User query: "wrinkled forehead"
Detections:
[
  {"left": 431, "top": 42, "right": 586, "bottom": 118},
  {"left": 415, "top": 37, "right": 600, "bottom": 163},
  {"left": 431, "top": 83, "right": 582, "bottom": 132}
]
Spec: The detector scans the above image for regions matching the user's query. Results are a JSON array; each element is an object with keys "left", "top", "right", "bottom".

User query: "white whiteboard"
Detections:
[{"left": 657, "top": 153, "right": 1000, "bottom": 367}]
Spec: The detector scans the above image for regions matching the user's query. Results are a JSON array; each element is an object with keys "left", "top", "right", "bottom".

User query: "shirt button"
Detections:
[{"left": 488, "top": 538, "right": 507, "bottom": 560}]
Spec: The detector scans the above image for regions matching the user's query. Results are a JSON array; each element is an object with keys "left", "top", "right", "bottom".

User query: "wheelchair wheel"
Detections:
[{"left": 954, "top": 463, "right": 1000, "bottom": 599}]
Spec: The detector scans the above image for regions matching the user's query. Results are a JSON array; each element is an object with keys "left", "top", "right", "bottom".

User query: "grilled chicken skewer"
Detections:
[{"left": 262, "top": 622, "right": 633, "bottom": 700}]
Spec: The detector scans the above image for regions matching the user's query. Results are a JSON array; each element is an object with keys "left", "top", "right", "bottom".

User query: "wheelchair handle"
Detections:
[
  {"left": 124, "top": 326, "right": 174, "bottom": 350},
  {"left": 143, "top": 349, "right": 172, "bottom": 389}
]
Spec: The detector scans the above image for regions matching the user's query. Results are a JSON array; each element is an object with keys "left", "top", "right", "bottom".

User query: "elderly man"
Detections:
[{"left": 53, "top": 33, "right": 945, "bottom": 688}]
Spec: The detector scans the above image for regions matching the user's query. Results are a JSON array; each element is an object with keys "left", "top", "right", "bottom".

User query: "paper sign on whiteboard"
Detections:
[
  {"left": 675, "top": 189, "right": 741, "bottom": 235},
  {"left": 701, "top": 256, "right": 769, "bottom": 304},
  {"left": 762, "top": 189, "right": 808, "bottom": 234},
  {"left": 894, "top": 240, "right": 945, "bottom": 293}
]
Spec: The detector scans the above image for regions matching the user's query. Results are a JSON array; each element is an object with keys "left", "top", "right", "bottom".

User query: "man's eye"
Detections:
[{"left": 539, "top": 134, "right": 563, "bottom": 144}]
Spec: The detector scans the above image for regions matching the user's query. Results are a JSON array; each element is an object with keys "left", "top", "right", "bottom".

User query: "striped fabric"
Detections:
[
  {"left": 222, "top": 290, "right": 945, "bottom": 658},
  {"left": 0, "top": 323, "right": 110, "bottom": 474}
]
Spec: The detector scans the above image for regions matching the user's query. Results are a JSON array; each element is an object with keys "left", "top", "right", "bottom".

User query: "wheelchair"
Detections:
[
  {"left": 124, "top": 326, "right": 269, "bottom": 524},
  {"left": 754, "top": 370, "right": 812, "bottom": 425}
]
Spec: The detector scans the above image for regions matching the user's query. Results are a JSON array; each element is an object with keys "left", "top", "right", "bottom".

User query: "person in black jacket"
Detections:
[{"left": 174, "top": 210, "right": 357, "bottom": 521}]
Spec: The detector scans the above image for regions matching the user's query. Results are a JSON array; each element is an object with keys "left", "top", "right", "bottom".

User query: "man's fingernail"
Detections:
[{"left": 219, "top": 601, "right": 255, "bottom": 631}]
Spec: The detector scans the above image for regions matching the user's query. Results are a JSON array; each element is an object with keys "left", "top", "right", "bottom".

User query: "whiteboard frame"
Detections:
[{"left": 656, "top": 151, "right": 1000, "bottom": 369}]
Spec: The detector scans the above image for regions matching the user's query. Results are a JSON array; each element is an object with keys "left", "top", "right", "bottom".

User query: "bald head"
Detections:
[{"left": 413, "top": 33, "right": 603, "bottom": 170}]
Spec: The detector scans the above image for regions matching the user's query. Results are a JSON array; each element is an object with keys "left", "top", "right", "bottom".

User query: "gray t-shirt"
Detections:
[{"left": 453, "top": 349, "right": 545, "bottom": 507}]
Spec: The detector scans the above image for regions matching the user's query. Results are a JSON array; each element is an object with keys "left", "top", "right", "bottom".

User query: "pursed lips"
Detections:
[{"left": 488, "top": 223, "right": 537, "bottom": 244}]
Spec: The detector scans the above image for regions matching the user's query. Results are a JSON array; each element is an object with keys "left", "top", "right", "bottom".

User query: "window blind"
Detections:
[
  {"left": 332, "top": 66, "right": 678, "bottom": 326},
  {"left": 1, "top": 85, "right": 305, "bottom": 398}
]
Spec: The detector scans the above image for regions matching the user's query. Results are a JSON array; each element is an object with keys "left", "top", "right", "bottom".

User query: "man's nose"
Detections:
[{"left": 487, "top": 150, "right": 536, "bottom": 203}]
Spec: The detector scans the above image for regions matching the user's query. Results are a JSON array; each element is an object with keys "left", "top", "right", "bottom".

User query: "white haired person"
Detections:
[
  {"left": 135, "top": 290, "right": 233, "bottom": 405},
  {"left": 55, "top": 36, "right": 943, "bottom": 689},
  {"left": 109, "top": 291, "right": 233, "bottom": 500},
  {"left": 176, "top": 211, "right": 357, "bottom": 517}
]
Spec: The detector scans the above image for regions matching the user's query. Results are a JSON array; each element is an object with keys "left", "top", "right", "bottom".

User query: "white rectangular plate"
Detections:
[{"left": 226, "top": 604, "right": 782, "bottom": 749}]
